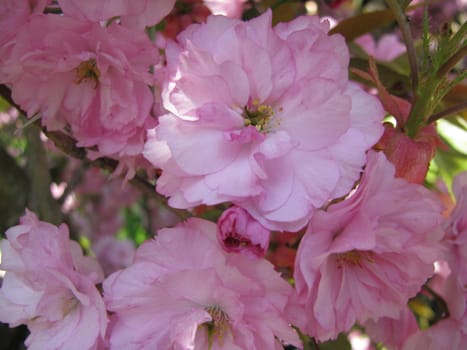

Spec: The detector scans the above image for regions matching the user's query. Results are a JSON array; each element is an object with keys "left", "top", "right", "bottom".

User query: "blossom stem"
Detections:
[
  {"left": 385, "top": 0, "right": 419, "bottom": 101},
  {"left": 436, "top": 45, "right": 467, "bottom": 80}
]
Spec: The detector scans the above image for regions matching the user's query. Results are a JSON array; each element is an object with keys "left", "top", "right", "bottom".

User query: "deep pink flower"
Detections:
[
  {"left": 57, "top": 0, "right": 176, "bottom": 29},
  {"left": 0, "top": 211, "right": 108, "bottom": 350},
  {"left": 2, "top": 14, "right": 158, "bottom": 173},
  {"left": 217, "top": 206, "right": 270, "bottom": 257},
  {"left": 144, "top": 10, "right": 384, "bottom": 231},
  {"left": 293, "top": 151, "right": 444, "bottom": 341},
  {"left": 103, "top": 218, "right": 301, "bottom": 349}
]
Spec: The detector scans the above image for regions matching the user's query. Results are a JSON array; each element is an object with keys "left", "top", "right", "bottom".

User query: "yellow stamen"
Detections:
[
  {"left": 202, "top": 305, "right": 230, "bottom": 349},
  {"left": 242, "top": 103, "right": 274, "bottom": 132},
  {"left": 335, "top": 250, "right": 374, "bottom": 268},
  {"left": 75, "top": 58, "right": 100, "bottom": 86}
]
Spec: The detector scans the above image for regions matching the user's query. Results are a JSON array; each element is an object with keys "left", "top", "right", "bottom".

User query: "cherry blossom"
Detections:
[
  {"left": 0, "top": 211, "right": 108, "bottom": 350},
  {"left": 217, "top": 206, "right": 270, "bottom": 257},
  {"left": 144, "top": 10, "right": 384, "bottom": 231},
  {"left": 103, "top": 218, "right": 301, "bottom": 349},
  {"left": 1, "top": 14, "right": 159, "bottom": 174},
  {"left": 57, "top": 0, "right": 176, "bottom": 29},
  {"left": 294, "top": 151, "right": 444, "bottom": 341}
]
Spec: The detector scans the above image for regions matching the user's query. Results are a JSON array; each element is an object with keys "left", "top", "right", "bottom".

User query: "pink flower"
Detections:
[
  {"left": 0, "top": 210, "right": 108, "bottom": 350},
  {"left": 401, "top": 274, "right": 467, "bottom": 350},
  {"left": 144, "top": 11, "right": 384, "bottom": 232},
  {"left": 356, "top": 34, "right": 406, "bottom": 61},
  {"left": 443, "top": 171, "right": 467, "bottom": 285},
  {"left": 293, "top": 151, "right": 444, "bottom": 341},
  {"left": 103, "top": 218, "right": 301, "bottom": 349},
  {"left": 2, "top": 14, "right": 158, "bottom": 172},
  {"left": 57, "top": 0, "right": 176, "bottom": 29},
  {"left": 364, "top": 307, "right": 419, "bottom": 350},
  {"left": 0, "top": 0, "right": 49, "bottom": 77},
  {"left": 217, "top": 206, "right": 270, "bottom": 257},
  {"left": 92, "top": 237, "right": 135, "bottom": 276}
]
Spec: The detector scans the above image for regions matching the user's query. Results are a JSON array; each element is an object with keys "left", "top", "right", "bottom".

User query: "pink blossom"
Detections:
[
  {"left": 356, "top": 34, "right": 406, "bottom": 61},
  {"left": 92, "top": 237, "right": 135, "bottom": 276},
  {"left": 2, "top": 14, "right": 158, "bottom": 172},
  {"left": 364, "top": 307, "right": 419, "bottom": 350},
  {"left": 0, "top": 210, "right": 108, "bottom": 350},
  {"left": 144, "top": 11, "right": 384, "bottom": 231},
  {"left": 402, "top": 274, "right": 467, "bottom": 350},
  {"left": 57, "top": 0, "right": 176, "bottom": 29},
  {"left": 443, "top": 171, "right": 467, "bottom": 285},
  {"left": 217, "top": 206, "right": 270, "bottom": 257},
  {"left": 293, "top": 151, "right": 444, "bottom": 341},
  {"left": 103, "top": 218, "right": 301, "bottom": 349},
  {"left": 70, "top": 167, "right": 139, "bottom": 240}
]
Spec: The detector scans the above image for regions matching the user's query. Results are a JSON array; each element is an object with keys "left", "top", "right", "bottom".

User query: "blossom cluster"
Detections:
[{"left": 0, "top": 0, "right": 466, "bottom": 349}]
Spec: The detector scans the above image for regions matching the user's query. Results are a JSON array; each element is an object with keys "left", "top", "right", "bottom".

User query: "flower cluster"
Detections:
[{"left": 0, "top": 1, "right": 465, "bottom": 349}]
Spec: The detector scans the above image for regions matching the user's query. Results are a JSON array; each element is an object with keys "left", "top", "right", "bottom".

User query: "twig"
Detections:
[
  {"left": 385, "top": 0, "right": 419, "bottom": 101},
  {"left": 436, "top": 45, "right": 467, "bottom": 80},
  {"left": 427, "top": 100, "right": 467, "bottom": 124}
]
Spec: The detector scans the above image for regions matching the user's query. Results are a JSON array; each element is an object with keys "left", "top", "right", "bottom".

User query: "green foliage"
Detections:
[
  {"left": 117, "top": 205, "right": 150, "bottom": 245},
  {"left": 406, "top": 19, "right": 467, "bottom": 135},
  {"left": 0, "top": 96, "right": 9, "bottom": 111},
  {"left": 427, "top": 118, "right": 467, "bottom": 190}
]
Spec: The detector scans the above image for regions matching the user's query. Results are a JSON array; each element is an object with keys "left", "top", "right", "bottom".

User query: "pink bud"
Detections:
[{"left": 217, "top": 206, "right": 270, "bottom": 257}]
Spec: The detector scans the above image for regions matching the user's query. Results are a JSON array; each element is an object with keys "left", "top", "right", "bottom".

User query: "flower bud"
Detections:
[{"left": 217, "top": 206, "right": 270, "bottom": 258}]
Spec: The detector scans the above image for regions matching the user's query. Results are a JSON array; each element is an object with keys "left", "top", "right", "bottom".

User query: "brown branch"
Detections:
[{"left": 427, "top": 100, "right": 467, "bottom": 124}]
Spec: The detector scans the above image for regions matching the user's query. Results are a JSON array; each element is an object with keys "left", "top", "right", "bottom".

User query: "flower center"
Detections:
[
  {"left": 203, "top": 305, "right": 230, "bottom": 348},
  {"left": 334, "top": 250, "right": 374, "bottom": 268},
  {"left": 75, "top": 58, "right": 100, "bottom": 86},
  {"left": 242, "top": 99, "right": 274, "bottom": 132}
]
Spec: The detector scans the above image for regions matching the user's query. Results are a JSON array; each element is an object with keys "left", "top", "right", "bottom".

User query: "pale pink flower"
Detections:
[
  {"left": 293, "top": 151, "right": 444, "bottom": 341},
  {"left": 0, "top": 210, "right": 108, "bottom": 350},
  {"left": 204, "top": 0, "right": 245, "bottom": 17},
  {"left": 217, "top": 206, "right": 270, "bottom": 257},
  {"left": 144, "top": 11, "right": 384, "bottom": 231},
  {"left": 356, "top": 34, "right": 406, "bottom": 61},
  {"left": 2, "top": 14, "right": 158, "bottom": 171},
  {"left": 57, "top": 0, "right": 175, "bottom": 29},
  {"left": 70, "top": 167, "right": 139, "bottom": 240},
  {"left": 92, "top": 237, "right": 135, "bottom": 276},
  {"left": 103, "top": 218, "right": 301, "bottom": 349},
  {"left": 443, "top": 171, "right": 467, "bottom": 285}
]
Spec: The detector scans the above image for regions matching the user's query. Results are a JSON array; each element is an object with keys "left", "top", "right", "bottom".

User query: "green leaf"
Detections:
[
  {"left": 117, "top": 206, "right": 150, "bottom": 245},
  {"left": 0, "top": 96, "right": 9, "bottom": 112}
]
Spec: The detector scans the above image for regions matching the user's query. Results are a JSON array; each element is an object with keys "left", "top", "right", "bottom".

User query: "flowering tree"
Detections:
[{"left": 0, "top": 0, "right": 466, "bottom": 349}]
